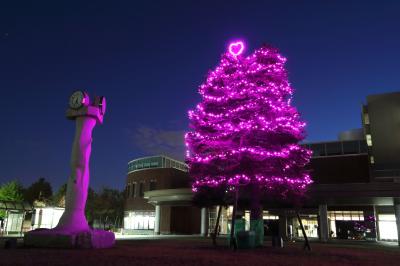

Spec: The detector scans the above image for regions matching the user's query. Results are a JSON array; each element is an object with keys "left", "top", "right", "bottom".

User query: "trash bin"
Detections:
[{"left": 250, "top": 219, "right": 264, "bottom": 247}]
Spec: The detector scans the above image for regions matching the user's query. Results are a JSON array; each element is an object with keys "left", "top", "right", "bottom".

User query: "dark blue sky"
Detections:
[{"left": 1, "top": 0, "right": 400, "bottom": 190}]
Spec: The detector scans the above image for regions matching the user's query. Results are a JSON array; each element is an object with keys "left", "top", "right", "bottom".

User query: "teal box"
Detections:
[
  {"left": 228, "top": 219, "right": 262, "bottom": 249},
  {"left": 250, "top": 219, "right": 264, "bottom": 247}
]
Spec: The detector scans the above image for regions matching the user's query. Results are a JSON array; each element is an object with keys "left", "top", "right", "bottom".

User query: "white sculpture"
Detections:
[{"left": 25, "top": 91, "right": 115, "bottom": 248}]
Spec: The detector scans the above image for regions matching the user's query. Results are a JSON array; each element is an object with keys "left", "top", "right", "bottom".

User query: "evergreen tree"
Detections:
[
  {"left": 185, "top": 41, "right": 312, "bottom": 245},
  {"left": 24, "top": 177, "right": 53, "bottom": 204},
  {"left": 0, "top": 180, "right": 24, "bottom": 218}
]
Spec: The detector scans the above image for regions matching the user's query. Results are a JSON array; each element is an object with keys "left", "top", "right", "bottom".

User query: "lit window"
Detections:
[
  {"left": 366, "top": 134, "right": 373, "bottom": 146},
  {"left": 378, "top": 214, "right": 398, "bottom": 240},
  {"left": 370, "top": 156, "right": 375, "bottom": 164},
  {"left": 262, "top": 215, "right": 279, "bottom": 220},
  {"left": 328, "top": 211, "right": 364, "bottom": 221},
  {"left": 364, "top": 113, "right": 370, "bottom": 124}
]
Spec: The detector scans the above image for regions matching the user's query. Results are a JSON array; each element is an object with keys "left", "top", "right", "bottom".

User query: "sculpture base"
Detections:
[{"left": 24, "top": 228, "right": 115, "bottom": 249}]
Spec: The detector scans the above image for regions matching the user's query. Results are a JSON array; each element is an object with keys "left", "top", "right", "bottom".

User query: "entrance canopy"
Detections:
[
  {"left": 0, "top": 200, "right": 32, "bottom": 212},
  {"left": 144, "top": 188, "right": 193, "bottom": 206}
]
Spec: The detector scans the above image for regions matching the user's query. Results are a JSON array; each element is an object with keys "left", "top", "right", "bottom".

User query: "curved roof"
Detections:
[
  {"left": 0, "top": 200, "right": 33, "bottom": 211},
  {"left": 144, "top": 188, "right": 193, "bottom": 205}
]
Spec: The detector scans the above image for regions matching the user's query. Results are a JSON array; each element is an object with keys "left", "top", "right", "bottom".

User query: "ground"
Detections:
[{"left": 0, "top": 237, "right": 399, "bottom": 266}]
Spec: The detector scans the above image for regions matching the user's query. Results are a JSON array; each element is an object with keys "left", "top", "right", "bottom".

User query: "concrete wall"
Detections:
[
  {"left": 367, "top": 92, "right": 400, "bottom": 174},
  {"left": 170, "top": 206, "right": 201, "bottom": 234},
  {"left": 160, "top": 206, "right": 171, "bottom": 234}
]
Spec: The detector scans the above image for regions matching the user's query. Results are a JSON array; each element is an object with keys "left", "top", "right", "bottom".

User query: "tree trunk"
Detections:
[
  {"left": 212, "top": 206, "right": 222, "bottom": 247},
  {"left": 250, "top": 184, "right": 263, "bottom": 246},
  {"left": 250, "top": 185, "right": 262, "bottom": 220},
  {"left": 296, "top": 212, "right": 311, "bottom": 251},
  {"left": 229, "top": 188, "right": 238, "bottom": 250}
]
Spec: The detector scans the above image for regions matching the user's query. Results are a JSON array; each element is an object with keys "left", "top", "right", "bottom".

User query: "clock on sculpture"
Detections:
[
  {"left": 69, "top": 90, "right": 89, "bottom": 109},
  {"left": 66, "top": 91, "right": 105, "bottom": 124}
]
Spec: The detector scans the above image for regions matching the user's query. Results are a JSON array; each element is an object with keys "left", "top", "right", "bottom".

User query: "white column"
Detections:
[
  {"left": 318, "top": 204, "right": 329, "bottom": 242},
  {"left": 373, "top": 205, "right": 380, "bottom": 241},
  {"left": 154, "top": 205, "right": 161, "bottom": 235},
  {"left": 201, "top": 208, "right": 208, "bottom": 236},
  {"left": 394, "top": 203, "right": 400, "bottom": 246}
]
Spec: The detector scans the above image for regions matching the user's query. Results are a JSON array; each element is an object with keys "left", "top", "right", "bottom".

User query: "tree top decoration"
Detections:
[{"left": 185, "top": 40, "right": 312, "bottom": 196}]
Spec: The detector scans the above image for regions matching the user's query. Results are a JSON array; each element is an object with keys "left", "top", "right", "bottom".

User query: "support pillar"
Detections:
[
  {"left": 364, "top": 206, "right": 378, "bottom": 241},
  {"left": 318, "top": 204, "right": 329, "bottom": 242},
  {"left": 394, "top": 202, "right": 400, "bottom": 246},
  {"left": 373, "top": 205, "right": 380, "bottom": 241},
  {"left": 278, "top": 214, "right": 288, "bottom": 241},
  {"left": 201, "top": 207, "right": 208, "bottom": 236},
  {"left": 154, "top": 205, "right": 161, "bottom": 235}
]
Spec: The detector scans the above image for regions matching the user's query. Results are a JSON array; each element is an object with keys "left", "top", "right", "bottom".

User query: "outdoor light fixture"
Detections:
[{"left": 228, "top": 41, "right": 245, "bottom": 56}]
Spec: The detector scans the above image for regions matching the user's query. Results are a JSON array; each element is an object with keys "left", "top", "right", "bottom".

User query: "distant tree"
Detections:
[
  {"left": 85, "top": 187, "right": 96, "bottom": 225},
  {"left": 51, "top": 183, "right": 67, "bottom": 207},
  {"left": 24, "top": 177, "right": 53, "bottom": 204},
  {"left": 0, "top": 180, "right": 24, "bottom": 218},
  {"left": 86, "top": 187, "right": 124, "bottom": 230}
]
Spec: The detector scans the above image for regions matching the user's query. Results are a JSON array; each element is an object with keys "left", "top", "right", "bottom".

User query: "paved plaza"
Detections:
[{"left": 0, "top": 236, "right": 399, "bottom": 266}]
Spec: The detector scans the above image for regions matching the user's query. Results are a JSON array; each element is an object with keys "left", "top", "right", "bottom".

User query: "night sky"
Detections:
[{"left": 1, "top": 1, "right": 400, "bottom": 190}]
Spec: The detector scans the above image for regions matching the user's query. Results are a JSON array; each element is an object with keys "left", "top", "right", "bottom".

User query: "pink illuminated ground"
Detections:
[{"left": 1, "top": 237, "right": 399, "bottom": 266}]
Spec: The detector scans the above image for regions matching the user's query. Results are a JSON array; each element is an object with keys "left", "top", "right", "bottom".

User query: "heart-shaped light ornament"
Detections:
[{"left": 229, "top": 41, "right": 245, "bottom": 56}]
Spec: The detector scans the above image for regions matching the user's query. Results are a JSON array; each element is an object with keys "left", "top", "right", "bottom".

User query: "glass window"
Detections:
[
  {"left": 129, "top": 211, "right": 155, "bottom": 230},
  {"left": 149, "top": 181, "right": 156, "bottom": 191},
  {"left": 310, "top": 144, "right": 326, "bottom": 157},
  {"left": 359, "top": 141, "right": 368, "bottom": 153},
  {"left": 379, "top": 214, "right": 396, "bottom": 221},
  {"left": 132, "top": 183, "right": 136, "bottom": 198},
  {"left": 262, "top": 215, "right": 279, "bottom": 220},
  {"left": 364, "top": 113, "right": 370, "bottom": 124},
  {"left": 366, "top": 134, "right": 373, "bottom": 146},
  {"left": 139, "top": 183, "right": 144, "bottom": 197},
  {"left": 326, "top": 142, "right": 342, "bottom": 156},
  {"left": 328, "top": 211, "right": 364, "bottom": 221},
  {"left": 342, "top": 141, "right": 358, "bottom": 154}
]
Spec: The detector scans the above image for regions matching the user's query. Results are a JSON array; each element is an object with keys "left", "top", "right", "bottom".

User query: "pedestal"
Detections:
[{"left": 24, "top": 228, "right": 115, "bottom": 249}]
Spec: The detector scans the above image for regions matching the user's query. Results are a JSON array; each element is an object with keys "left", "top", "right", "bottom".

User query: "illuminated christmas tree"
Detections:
[{"left": 185, "top": 41, "right": 312, "bottom": 246}]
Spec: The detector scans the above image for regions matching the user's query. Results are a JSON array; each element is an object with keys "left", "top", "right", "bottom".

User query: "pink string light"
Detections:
[{"left": 186, "top": 41, "right": 312, "bottom": 194}]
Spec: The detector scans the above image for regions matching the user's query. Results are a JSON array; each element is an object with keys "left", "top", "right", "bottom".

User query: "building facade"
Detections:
[
  {"left": 123, "top": 92, "right": 400, "bottom": 244},
  {"left": 206, "top": 92, "right": 400, "bottom": 244},
  {"left": 281, "top": 92, "right": 400, "bottom": 243},
  {"left": 123, "top": 155, "right": 203, "bottom": 235}
]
